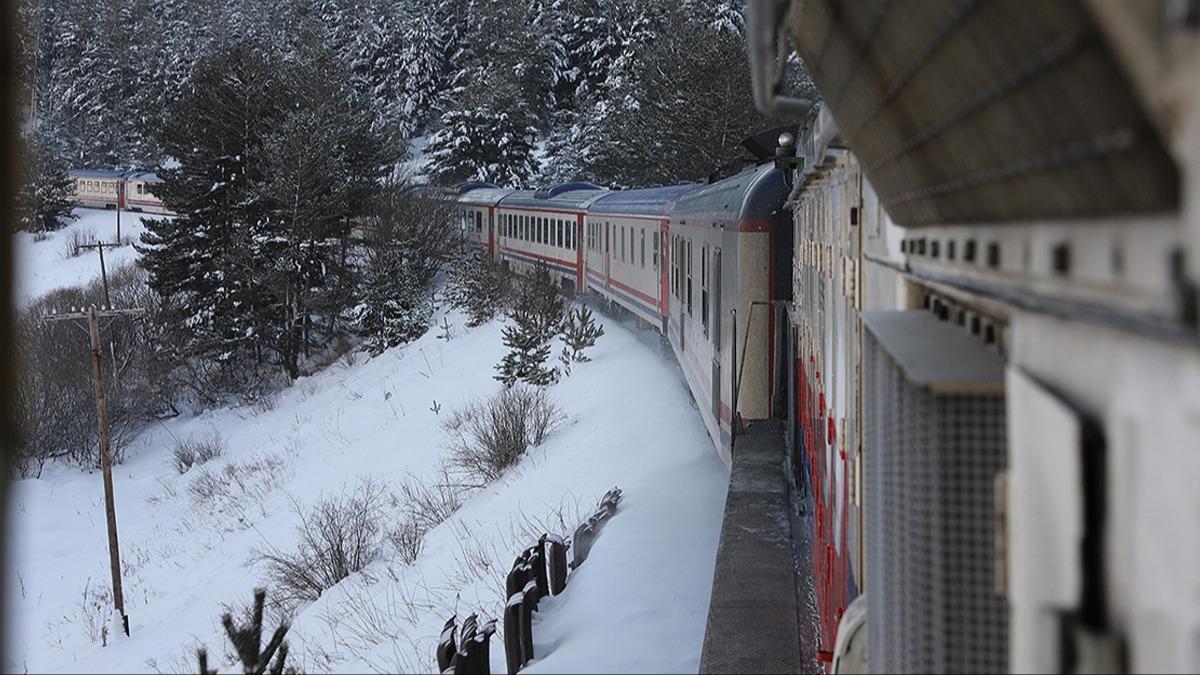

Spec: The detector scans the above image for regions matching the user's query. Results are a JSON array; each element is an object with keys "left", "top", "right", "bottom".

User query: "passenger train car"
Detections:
[
  {"left": 754, "top": 1, "right": 1200, "bottom": 674},
  {"left": 456, "top": 165, "right": 792, "bottom": 463},
  {"left": 68, "top": 169, "right": 171, "bottom": 214}
]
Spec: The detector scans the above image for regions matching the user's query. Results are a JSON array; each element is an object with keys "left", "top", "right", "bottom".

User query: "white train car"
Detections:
[
  {"left": 456, "top": 181, "right": 509, "bottom": 256},
  {"left": 583, "top": 184, "right": 698, "bottom": 328},
  {"left": 496, "top": 183, "right": 607, "bottom": 291},
  {"left": 69, "top": 169, "right": 171, "bottom": 214}
]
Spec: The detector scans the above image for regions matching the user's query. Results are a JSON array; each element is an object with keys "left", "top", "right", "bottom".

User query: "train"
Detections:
[
  {"left": 68, "top": 169, "right": 171, "bottom": 214},
  {"left": 458, "top": 1, "right": 1200, "bottom": 673},
  {"left": 455, "top": 164, "right": 792, "bottom": 464}
]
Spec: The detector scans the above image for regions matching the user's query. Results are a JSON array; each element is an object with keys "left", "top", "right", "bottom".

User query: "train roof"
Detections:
[
  {"left": 500, "top": 182, "right": 608, "bottom": 211},
  {"left": 456, "top": 181, "right": 513, "bottom": 207},
  {"left": 671, "top": 163, "right": 789, "bottom": 223},
  {"left": 69, "top": 168, "right": 163, "bottom": 182},
  {"left": 587, "top": 183, "right": 703, "bottom": 217}
]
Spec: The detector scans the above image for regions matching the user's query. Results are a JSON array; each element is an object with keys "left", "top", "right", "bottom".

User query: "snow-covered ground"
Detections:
[
  {"left": 6, "top": 227, "right": 729, "bottom": 673},
  {"left": 13, "top": 208, "right": 155, "bottom": 308}
]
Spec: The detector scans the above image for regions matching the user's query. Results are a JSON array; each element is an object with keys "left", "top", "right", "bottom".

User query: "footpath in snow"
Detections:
[{"left": 6, "top": 230, "right": 729, "bottom": 673}]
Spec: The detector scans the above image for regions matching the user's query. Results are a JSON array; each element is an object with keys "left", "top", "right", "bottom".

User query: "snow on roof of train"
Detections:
[
  {"left": 671, "top": 163, "right": 787, "bottom": 222},
  {"left": 69, "top": 168, "right": 162, "bottom": 182},
  {"left": 500, "top": 183, "right": 608, "bottom": 210},
  {"left": 588, "top": 183, "right": 703, "bottom": 216}
]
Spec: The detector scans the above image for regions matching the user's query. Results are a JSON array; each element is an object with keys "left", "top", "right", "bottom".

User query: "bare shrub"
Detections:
[
  {"left": 61, "top": 227, "right": 97, "bottom": 259},
  {"left": 187, "top": 451, "right": 289, "bottom": 531},
  {"left": 170, "top": 431, "right": 225, "bottom": 474},
  {"left": 386, "top": 518, "right": 424, "bottom": 565},
  {"left": 255, "top": 479, "right": 388, "bottom": 608},
  {"left": 12, "top": 264, "right": 170, "bottom": 475},
  {"left": 74, "top": 578, "right": 112, "bottom": 645},
  {"left": 250, "top": 389, "right": 280, "bottom": 415},
  {"left": 384, "top": 468, "right": 466, "bottom": 564},
  {"left": 442, "top": 386, "right": 565, "bottom": 486},
  {"left": 395, "top": 468, "right": 464, "bottom": 533}
]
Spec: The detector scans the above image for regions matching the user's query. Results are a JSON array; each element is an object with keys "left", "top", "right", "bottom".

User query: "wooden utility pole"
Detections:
[
  {"left": 80, "top": 241, "right": 120, "bottom": 309},
  {"left": 43, "top": 304, "right": 144, "bottom": 637},
  {"left": 115, "top": 179, "right": 124, "bottom": 242}
]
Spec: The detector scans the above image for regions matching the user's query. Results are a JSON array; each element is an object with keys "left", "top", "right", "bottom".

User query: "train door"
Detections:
[
  {"left": 711, "top": 247, "right": 723, "bottom": 422},
  {"left": 487, "top": 207, "right": 495, "bottom": 258},
  {"left": 575, "top": 215, "right": 585, "bottom": 291},
  {"left": 604, "top": 221, "right": 611, "bottom": 287},
  {"left": 658, "top": 221, "right": 669, "bottom": 325}
]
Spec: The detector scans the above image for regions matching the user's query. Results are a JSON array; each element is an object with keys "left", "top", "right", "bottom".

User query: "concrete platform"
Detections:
[{"left": 699, "top": 419, "right": 820, "bottom": 674}]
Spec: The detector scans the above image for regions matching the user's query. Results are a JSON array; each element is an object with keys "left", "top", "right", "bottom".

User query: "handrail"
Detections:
[{"left": 746, "top": 0, "right": 815, "bottom": 117}]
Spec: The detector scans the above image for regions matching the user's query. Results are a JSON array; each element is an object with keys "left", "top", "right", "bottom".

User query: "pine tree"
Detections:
[
  {"left": 356, "top": 242, "right": 431, "bottom": 355},
  {"left": 495, "top": 264, "right": 565, "bottom": 387},
  {"left": 139, "top": 43, "right": 289, "bottom": 387},
  {"left": 448, "top": 253, "right": 512, "bottom": 328},
  {"left": 559, "top": 303, "right": 605, "bottom": 374},
  {"left": 15, "top": 129, "right": 76, "bottom": 233},
  {"left": 197, "top": 588, "right": 294, "bottom": 675},
  {"left": 426, "top": 104, "right": 539, "bottom": 188}
]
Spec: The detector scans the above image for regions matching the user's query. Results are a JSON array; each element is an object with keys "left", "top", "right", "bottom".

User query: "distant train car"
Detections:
[
  {"left": 584, "top": 184, "right": 699, "bottom": 329},
  {"left": 69, "top": 169, "right": 171, "bottom": 214},
  {"left": 456, "top": 181, "right": 511, "bottom": 256},
  {"left": 496, "top": 183, "right": 607, "bottom": 291}
]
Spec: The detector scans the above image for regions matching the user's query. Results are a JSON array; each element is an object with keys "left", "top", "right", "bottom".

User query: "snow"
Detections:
[
  {"left": 6, "top": 244, "right": 728, "bottom": 672},
  {"left": 12, "top": 208, "right": 158, "bottom": 309}
]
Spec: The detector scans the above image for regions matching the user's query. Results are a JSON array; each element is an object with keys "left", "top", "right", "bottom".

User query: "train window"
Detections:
[
  {"left": 641, "top": 229, "right": 646, "bottom": 269},
  {"left": 701, "top": 244, "right": 709, "bottom": 335},
  {"left": 605, "top": 222, "right": 610, "bottom": 254},
  {"left": 653, "top": 231, "right": 660, "bottom": 270},
  {"left": 686, "top": 240, "right": 693, "bottom": 316},
  {"left": 566, "top": 221, "right": 573, "bottom": 250},
  {"left": 557, "top": 220, "right": 563, "bottom": 248}
]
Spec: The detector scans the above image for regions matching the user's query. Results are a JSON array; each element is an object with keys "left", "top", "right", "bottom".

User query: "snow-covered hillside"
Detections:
[
  {"left": 13, "top": 208, "right": 154, "bottom": 308},
  {"left": 6, "top": 235, "right": 728, "bottom": 673}
]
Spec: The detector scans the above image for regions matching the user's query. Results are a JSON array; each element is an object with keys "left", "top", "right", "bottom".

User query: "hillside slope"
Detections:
[{"left": 6, "top": 293, "right": 727, "bottom": 672}]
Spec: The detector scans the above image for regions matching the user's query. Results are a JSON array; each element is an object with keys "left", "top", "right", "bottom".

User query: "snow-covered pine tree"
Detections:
[
  {"left": 14, "top": 129, "right": 76, "bottom": 233},
  {"left": 495, "top": 263, "right": 565, "bottom": 387},
  {"left": 394, "top": 1, "right": 449, "bottom": 137},
  {"left": 258, "top": 41, "right": 393, "bottom": 378},
  {"left": 559, "top": 303, "right": 604, "bottom": 368},
  {"left": 354, "top": 182, "right": 457, "bottom": 353},
  {"left": 139, "top": 43, "right": 289, "bottom": 390},
  {"left": 426, "top": 104, "right": 539, "bottom": 187},
  {"left": 357, "top": 239, "right": 431, "bottom": 356},
  {"left": 448, "top": 252, "right": 512, "bottom": 327}
]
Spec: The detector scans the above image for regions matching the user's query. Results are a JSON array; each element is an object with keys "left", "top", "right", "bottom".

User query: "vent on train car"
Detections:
[{"left": 862, "top": 311, "right": 1009, "bottom": 674}]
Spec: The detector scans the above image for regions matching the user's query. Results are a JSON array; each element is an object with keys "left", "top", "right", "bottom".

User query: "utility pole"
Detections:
[
  {"left": 42, "top": 304, "right": 144, "bottom": 638},
  {"left": 80, "top": 241, "right": 120, "bottom": 309},
  {"left": 115, "top": 178, "right": 124, "bottom": 242}
]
